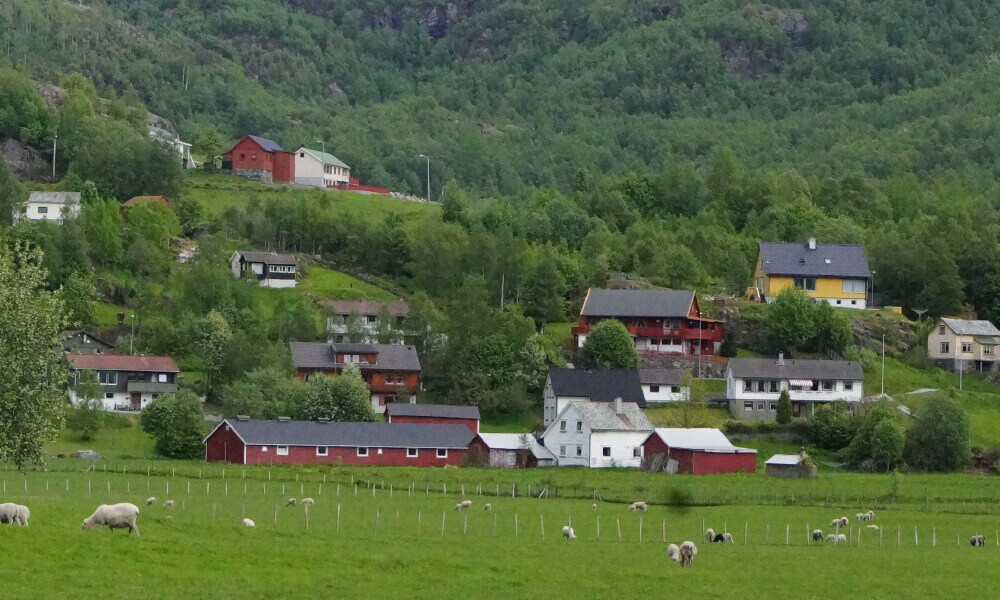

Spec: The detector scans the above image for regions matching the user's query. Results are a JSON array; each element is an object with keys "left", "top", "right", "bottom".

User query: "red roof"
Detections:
[{"left": 68, "top": 354, "right": 179, "bottom": 372}]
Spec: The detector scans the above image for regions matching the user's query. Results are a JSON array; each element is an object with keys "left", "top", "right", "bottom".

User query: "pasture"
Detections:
[{"left": 1, "top": 463, "right": 999, "bottom": 599}]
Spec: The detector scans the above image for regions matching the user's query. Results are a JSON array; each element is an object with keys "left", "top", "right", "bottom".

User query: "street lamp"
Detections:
[
  {"left": 697, "top": 310, "right": 703, "bottom": 379},
  {"left": 52, "top": 133, "right": 58, "bottom": 180},
  {"left": 317, "top": 140, "right": 325, "bottom": 156},
  {"left": 418, "top": 154, "right": 430, "bottom": 203},
  {"left": 318, "top": 140, "right": 327, "bottom": 186},
  {"left": 870, "top": 269, "right": 876, "bottom": 308},
  {"left": 129, "top": 314, "right": 136, "bottom": 355}
]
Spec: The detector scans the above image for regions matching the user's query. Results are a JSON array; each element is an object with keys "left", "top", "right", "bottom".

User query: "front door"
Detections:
[{"left": 130, "top": 393, "right": 141, "bottom": 411}]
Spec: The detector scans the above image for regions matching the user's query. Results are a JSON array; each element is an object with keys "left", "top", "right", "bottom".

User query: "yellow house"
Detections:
[{"left": 752, "top": 238, "right": 871, "bottom": 309}]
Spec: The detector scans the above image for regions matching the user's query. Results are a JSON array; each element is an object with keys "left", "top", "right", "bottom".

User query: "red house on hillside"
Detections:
[
  {"left": 386, "top": 403, "right": 480, "bottom": 434},
  {"left": 290, "top": 342, "right": 421, "bottom": 414},
  {"left": 203, "top": 417, "right": 483, "bottom": 466},
  {"left": 222, "top": 135, "right": 294, "bottom": 184},
  {"left": 571, "top": 288, "right": 723, "bottom": 356},
  {"left": 641, "top": 428, "right": 756, "bottom": 475}
]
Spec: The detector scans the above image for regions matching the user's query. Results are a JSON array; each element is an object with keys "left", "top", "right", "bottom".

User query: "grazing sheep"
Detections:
[
  {"left": 704, "top": 528, "right": 716, "bottom": 542},
  {"left": 81, "top": 503, "right": 141, "bottom": 537},
  {"left": 14, "top": 505, "right": 29, "bottom": 527},
  {"left": 461, "top": 500, "right": 472, "bottom": 508},
  {"left": 301, "top": 498, "right": 315, "bottom": 506},
  {"left": 483, "top": 504, "right": 492, "bottom": 511},
  {"left": 627, "top": 501, "right": 648, "bottom": 512},
  {"left": 971, "top": 535, "right": 986, "bottom": 547},
  {"left": 866, "top": 525, "right": 880, "bottom": 531},
  {"left": 145, "top": 497, "right": 156, "bottom": 506},
  {"left": 0, "top": 503, "right": 18, "bottom": 524},
  {"left": 865, "top": 510, "right": 875, "bottom": 520},
  {"left": 835, "top": 534, "right": 847, "bottom": 544},
  {"left": 679, "top": 541, "right": 698, "bottom": 567},
  {"left": 242, "top": 518, "right": 255, "bottom": 528},
  {"left": 812, "top": 529, "right": 824, "bottom": 541},
  {"left": 830, "top": 516, "right": 849, "bottom": 528},
  {"left": 711, "top": 532, "right": 733, "bottom": 543},
  {"left": 561, "top": 525, "right": 576, "bottom": 540},
  {"left": 667, "top": 543, "right": 680, "bottom": 563},
  {"left": 855, "top": 513, "right": 864, "bottom": 522},
  {"left": 162, "top": 500, "right": 174, "bottom": 508},
  {"left": 825, "top": 534, "right": 836, "bottom": 542},
  {"left": 591, "top": 504, "right": 597, "bottom": 511},
  {"left": 287, "top": 498, "right": 296, "bottom": 507},
  {"left": 454, "top": 503, "right": 464, "bottom": 511}
]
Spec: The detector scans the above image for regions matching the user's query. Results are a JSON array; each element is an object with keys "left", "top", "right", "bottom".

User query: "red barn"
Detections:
[
  {"left": 386, "top": 403, "right": 480, "bottom": 434},
  {"left": 204, "top": 417, "right": 482, "bottom": 466},
  {"left": 642, "top": 428, "right": 756, "bottom": 475},
  {"left": 221, "top": 135, "right": 295, "bottom": 184}
]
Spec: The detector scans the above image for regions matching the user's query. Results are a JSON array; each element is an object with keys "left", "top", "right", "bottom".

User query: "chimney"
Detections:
[
  {"left": 277, "top": 416, "right": 290, "bottom": 423},
  {"left": 777, "top": 352, "right": 785, "bottom": 366},
  {"left": 807, "top": 237, "right": 816, "bottom": 250},
  {"left": 614, "top": 397, "right": 623, "bottom": 414}
]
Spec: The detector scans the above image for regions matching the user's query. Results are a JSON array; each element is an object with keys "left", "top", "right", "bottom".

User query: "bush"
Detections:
[
  {"left": 141, "top": 390, "right": 206, "bottom": 459},
  {"left": 66, "top": 400, "right": 104, "bottom": 441},
  {"left": 843, "top": 402, "right": 903, "bottom": 472},
  {"left": 808, "top": 401, "right": 856, "bottom": 450},
  {"left": 579, "top": 319, "right": 639, "bottom": 369},
  {"left": 775, "top": 390, "right": 792, "bottom": 424},
  {"left": 903, "top": 394, "right": 971, "bottom": 472}
]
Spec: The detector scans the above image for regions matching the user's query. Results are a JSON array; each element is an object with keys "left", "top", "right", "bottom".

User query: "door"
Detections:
[{"left": 130, "top": 393, "right": 141, "bottom": 411}]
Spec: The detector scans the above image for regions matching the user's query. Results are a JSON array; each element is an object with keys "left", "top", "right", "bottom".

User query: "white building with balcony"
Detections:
[{"left": 725, "top": 354, "right": 864, "bottom": 420}]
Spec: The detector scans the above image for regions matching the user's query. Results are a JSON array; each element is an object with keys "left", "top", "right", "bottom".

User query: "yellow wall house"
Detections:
[{"left": 752, "top": 238, "right": 871, "bottom": 309}]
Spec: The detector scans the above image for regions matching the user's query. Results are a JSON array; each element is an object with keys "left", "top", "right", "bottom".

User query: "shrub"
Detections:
[
  {"left": 903, "top": 394, "right": 971, "bottom": 472},
  {"left": 843, "top": 402, "right": 903, "bottom": 472},
  {"left": 808, "top": 401, "right": 856, "bottom": 450},
  {"left": 580, "top": 319, "right": 639, "bottom": 369},
  {"left": 141, "top": 390, "right": 206, "bottom": 459},
  {"left": 775, "top": 390, "right": 792, "bottom": 424}
]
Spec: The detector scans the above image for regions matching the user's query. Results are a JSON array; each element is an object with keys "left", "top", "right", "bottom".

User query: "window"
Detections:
[
  {"left": 744, "top": 379, "right": 753, "bottom": 392},
  {"left": 300, "top": 152, "right": 305, "bottom": 157},
  {"left": 939, "top": 325, "right": 946, "bottom": 335},
  {"left": 769, "top": 402, "right": 776, "bottom": 411},
  {"left": 316, "top": 447, "right": 328, "bottom": 456},
  {"left": 986, "top": 346, "right": 994, "bottom": 356},
  {"left": 406, "top": 448, "right": 418, "bottom": 458},
  {"left": 37, "top": 206, "right": 48, "bottom": 214},
  {"left": 560, "top": 420, "right": 566, "bottom": 432},
  {"left": 251, "top": 153, "right": 257, "bottom": 160},
  {"left": 649, "top": 385, "right": 660, "bottom": 393},
  {"left": 261, "top": 447, "right": 267, "bottom": 452},
  {"left": 239, "top": 153, "right": 246, "bottom": 160},
  {"left": 276, "top": 446, "right": 289, "bottom": 456},
  {"left": 671, "top": 386, "right": 680, "bottom": 393},
  {"left": 822, "top": 380, "right": 834, "bottom": 391},
  {"left": 756, "top": 402, "right": 765, "bottom": 411},
  {"left": 366, "top": 315, "right": 378, "bottom": 324},
  {"left": 940, "top": 342, "right": 950, "bottom": 353},
  {"left": 842, "top": 279, "right": 866, "bottom": 294},
  {"left": 744, "top": 401, "right": 753, "bottom": 410},
  {"left": 835, "top": 300, "right": 841, "bottom": 305},
  {"left": 436, "top": 448, "right": 448, "bottom": 458},
  {"left": 793, "top": 278, "right": 816, "bottom": 291},
  {"left": 962, "top": 342, "right": 973, "bottom": 353},
  {"left": 844, "top": 381, "right": 853, "bottom": 391},
  {"left": 633, "top": 447, "right": 642, "bottom": 458},
  {"left": 559, "top": 445, "right": 566, "bottom": 457},
  {"left": 769, "top": 380, "right": 779, "bottom": 393},
  {"left": 602, "top": 446, "right": 611, "bottom": 457},
  {"left": 576, "top": 445, "right": 582, "bottom": 457},
  {"left": 576, "top": 421, "right": 583, "bottom": 432},
  {"left": 98, "top": 371, "right": 118, "bottom": 385},
  {"left": 357, "top": 447, "right": 369, "bottom": 457},
  {"left": 158, "top": 373, "right": 167, "bottom": 383},
  {"left": 105, "top": 392, "right": 113, "bottom": 399}
]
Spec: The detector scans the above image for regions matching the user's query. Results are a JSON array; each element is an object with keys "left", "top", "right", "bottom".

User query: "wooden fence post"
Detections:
[
  {"left": 515, "top": 513, "right": 519, "bottom": 538},
  {"left": 617, "top": 518, "right": 622, "bottom": 543},
  {"left": 441, "top": 511, "right": 446, "bottom": 537},
  {"left": 540, "top": 514, "right": 544, "bottom": 539},
  {"left": 337, "top": 504, "right": 341, "bottom": 531}
]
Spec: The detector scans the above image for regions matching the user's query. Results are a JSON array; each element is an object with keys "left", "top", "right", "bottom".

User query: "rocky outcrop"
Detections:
[
  {"left": 360, "top": 1, "right": 483, "bottom": 39},
  {"left": 0, "top": 139, "right": 51, "bottom": 182},
  {"left": 723, "top": 42, "right": 773, "bottom": 79}
]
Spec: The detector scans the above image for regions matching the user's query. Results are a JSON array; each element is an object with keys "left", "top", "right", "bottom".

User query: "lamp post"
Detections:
[
  {"left": 52, "top": 133, "right": 58, "bottom": 180},
  {"left": 870, "top": 269, "right": 876, "bottom": 309},
  {"left": 697, "top": 310, "right": 703, "bottom": 379},
  {"left": 129, "top": 314, "right": 136, "bottom": 355},
  {"left": 418, "top": 154, "right": 430, "bottom": 203},
  {"left": 318, "top": 140, "right": 327, "bottom": 186}
]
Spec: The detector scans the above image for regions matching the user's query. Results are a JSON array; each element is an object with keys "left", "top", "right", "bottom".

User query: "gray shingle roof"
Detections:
[
  {"left": 478, "top": 433, "right": 555, "bottom": 461},
  {"left": 28, "top": 191, "right": 80, "bottom": 205},
  {"left": 941, "top": 318, "right": 1000, "bottom": 336},
  {"left": 237, "top": 251, "right": 296, "bottom": 265},
  {"left": 650, "top": 428, "right": 755, "bottom": 454},
  {"left": 758, "top": 241, "right": 871, "bottom": 279},
  {"left": 727, "top": 358, "right": 864, "bottom": 381},
  {"left": 547, "top": 368, "right": 646, "bottom": 407},
  {"left": 580, "top": 288, "right": 694, "bottom": 318},
  {"left": 214, "top": 419, "right": 475, "bottom": 449},
  {"left": 331, "top": 343, "right": 381, "bottom": 354},
  {"left": 572, "top": 401, "right": 653, "bottom": 431},
  {"left": 386, "top": 403, "right": 480, "bottom": 420},
  {"left": 248, "top": 135, "right": 283, "bottom": 153},
  {"left": 765, "top": 454, "right": 802, "bottom": 466},
  {"left": 290, "top": 342, "right": 421, "bottom": 372},
  {"left": 638, "top": 368, "right": 684, "bottom": 386}
]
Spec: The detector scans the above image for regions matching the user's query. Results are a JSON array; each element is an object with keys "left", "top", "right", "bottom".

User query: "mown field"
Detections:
[{"left": 0, "top": 462, "right": 998, "bottom": 600}]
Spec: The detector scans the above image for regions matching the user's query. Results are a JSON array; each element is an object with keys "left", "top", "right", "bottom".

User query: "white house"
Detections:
[
  {"left": 229, "top": 251, "right": 297, "bottom": 288},
  {"left": 927, "top": 317, "right": 1000, "bottom": 373},
  {"left": 326, "top": 299, "right": 409, "bottom": 344},
  {"left": 68, "top": 354, "right": 179, "bottom": 411},
  {"left": 540, "top": 399, "right": 654, "bottom": 468},
  {"left": 294, "top": 147, "right": 350, "bottom": 188},
  {"left": 15, "top": 191, "right": 81, "bottom": 223},
  {"left": 638, "top": 367, "right": 689, "bottom": 403},
  {"left": 149, "top": 125, "right": 196, "bottom": 168},
  {"left": 725, "top": 354, "right": 864, "bottom": 420},
  {"left": 542, "top": 367, "right": 646, "bottom": 427},
  {"left": 478, "top": 433, "right": 556, "bottom": 468}
]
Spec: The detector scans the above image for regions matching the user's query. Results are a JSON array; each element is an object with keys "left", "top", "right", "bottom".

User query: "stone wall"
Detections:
[{"left": 227, "top": 168, "right": 272, "bottom": 184}]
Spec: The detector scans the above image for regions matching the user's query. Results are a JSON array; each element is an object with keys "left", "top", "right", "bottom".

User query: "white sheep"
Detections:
[
  {"left": 971, "top": 535, "right": 985, "bottom": 547},
  {"left": 81, "top": 503, "right": 140, "bottom": 536},
  {"left": 812, "top": 529, "right": 824, "bottom": 541},
  {"left": 704, "top": 528, "right": 716, "bottom": 542},
  {"left": 824, "top": 534, "right": 836, "bottom": 542},
  {"left": 454, "top": 503, "right": 464, "bottom": 511},
  {"left": 722, "top": 532, "right": 734, "bottom": 543},
  {"left": 301, "top": 498, "right": 315, "bottom": 506},
  {"left": 667, "top": 543, "right": 680, "bottom": 563},
  {"left": 145, "top": 497, "right": 156, "bottom": 506},
  {"left": 627, "top": 501, "right": 648, "bottom": 512},
  {"left": 242, "top": 518, "right": 255, "bottom": 528},
  {"left": 483, "top": 503, "right": 492, "bottom": 511},
  {"left": 834, "top": 533, "right": 847, "bottom": 544},
  {"left": 461, "top": 500, "right": 472, "bottom": 508},
  {"left": 162, "top": 500, "right": 174, "bottom": 508},
  {"left": 14, "top": 505, "right": 29, "bottom": 527},
  {"left": 591, "top": 503, "right": 597, "bottom": 511},
  {"left": 865, "top": 510, "right": 875, "bottom": 520},
  {"left": 0, "top": 503, "right": 18, "bottom": 524},
  {"left": 287, "top": 498, "right": 296, "bottom": 506},
  {"left": 830, "top": 516, "right": 848, "bottom": 528},
  {"left": 866, "top": 525, "right": 880, "bottom": 531},
  {"left": 855, "top": 513, "right": 864, "bottom": 522},
  {"left": 679, "top": 541, "right": 698, "bottom": 567},
  {"left": 561, "top": 525, "right": 576, "bottom": 539}
]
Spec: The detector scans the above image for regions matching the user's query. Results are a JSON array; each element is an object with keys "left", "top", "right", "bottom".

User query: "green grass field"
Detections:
[{"left": 298, "top": 266, "right": 397, "bottom": 302}]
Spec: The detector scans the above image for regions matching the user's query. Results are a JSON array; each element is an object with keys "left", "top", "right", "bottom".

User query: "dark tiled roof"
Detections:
[
  {"left": 69, "top": 354, "right": 179, "bottom": 372},
  {"left": 247, "top": 135, "right": 283, "bottom": 153},
  {"left": 758, "top": 241, "right": 871, "bottom": 279},
  {"left": 638, "top": 368, "right": 684, "bottom": 386},
  {"left": 238, "top": 251, "right": 296, "bottom": 265},
  {"left": 547, "top": 368, "right": 646, "bottom": 408},
  {"left": 327, "top": 300, "right": 409, "bottom": 317},
  {"left": 216, "top": 419, "right": 475, "bottom": 449},
  {"left": 290, "top": 342, "right": 421, "bottom": 372},
  {"left": 61, "top": 330, "right": 114, "bottom": 347},
  {"left": 331, "top": 343, "right": 380, "bottom": 354},
  {"left": 727, "top": 358, "right": 864, "bottom": 381},
  {"left": 386, "top": 403, "right": 480, "bottom": 420},
  {"left": 580, "top": 288, "right": 694, "bottom": 318}
]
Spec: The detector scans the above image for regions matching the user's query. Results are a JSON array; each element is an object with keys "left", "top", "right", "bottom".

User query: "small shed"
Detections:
[
  {"left": 478, "top": 433, "right": 555, "bottom": 468},
  {"left": 765, "top": 452, "right": 818, "bottom": 479},
  {"left": 642, "top": 428, "right": 756, "bottom": 474}
]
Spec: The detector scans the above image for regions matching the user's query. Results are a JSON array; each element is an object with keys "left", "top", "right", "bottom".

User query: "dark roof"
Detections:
[
  {"left": 327, "top": 300, "right": 409, "bottom": 317},
  {"left": 247, "top": 135, "right": 283, "bottom": 153},
  {"left": 68, "top": 354, "right": 179, "bottom": 372},
  {"left": 758, "top": 241, "right": 871, "bottom": 279},
  {"left": 638, "top": 368, "right": 684, "bottom": 386},
  {"left": 61, "top": 330, "right": 114, "bottom": 347},
  {"left": 212, "top": 419, "right": 475, "bottom": 449},
  {"left": 290, "top": 342, "right": 421, "bottom": 372},
  {"left": 727, "top": 358, "right": 864, "bottom": 381},
  {"left": 386, "top": 403, "right": 480, "bottom": 420},
  {"left": 546, "top": 368, "right": 646, "bottom": 408},
  {"left": 331, "top": 343, "right": 380, "bottom": 354},
  {"left": 580, "top": 288, "right": 694, "bottom": 318},
  {"left": 237, "top": 251, "right": 296, "bottom": 265}
]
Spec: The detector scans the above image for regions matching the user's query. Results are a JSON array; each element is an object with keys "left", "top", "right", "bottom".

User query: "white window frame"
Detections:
[
  {"left": 316, "top": 446, "right": 328, "bottom": 456},
  {"left": 649, "top": 385, "right": 660, "bottom": 393},
  {"left": 559, "top": 445, "right": 566, "bottom": 457},
  {"left": 276, "top": 446, "right": 289, "bottom": 456},
  {"left": 844, "top": 381, "right": 853, "bottom": 391},
  {"left": 602, "top": 446, "right": 611, "bottom": 457},
  {"left": 842, "top": 279, "right": 866, "bottom": 294},
  {"left": 560, "top": 420, "right": 566, "bottom": 432},
  {"left": 436, "top": 448, "right": 448, "bottom": 458},
  {"left": 962, "top": 342, "right": 973, "bottom": 353},
  {"left": 941, "top": 342, "right": 950, "bottom": 353},
  {"left": 37, "top": 206, "right": 48, "bottom": 214},
  {"left": 357, "top": 447, "right": 369, "bottom": 457},
  {"left": 576, "top": 421, "right": 583, "bottom": 432},
  {"left": 406, "top": 448, "right": 418, "bottom": 458},
  {"left": 105, "top": 392, "right": 114, "bottom": 399},
  {"left": 261, "top": 446, "right": 268, "bottom": 452},
  {"left": 576, "top": 445, "right": 582, "bottom": 457},
  {"left": 633, "top": 447, "right": 642, "bottom": 458}
]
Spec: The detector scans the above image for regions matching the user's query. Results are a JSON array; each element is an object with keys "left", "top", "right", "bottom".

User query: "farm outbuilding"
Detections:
[
  {"left": 385, "top": 403, "right": 480, "bottom": 434},
  {"left": 765, "top": 452, "right": 818, "bottom": 478},
  {"left": 478, "top": 433, "right": 555, "bottom": 468},
  {"left": 641, "top": 428, "right": 756, "bottom": 474}
]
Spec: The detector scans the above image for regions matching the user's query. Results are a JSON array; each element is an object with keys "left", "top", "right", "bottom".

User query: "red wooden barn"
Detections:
[
  {"left": 385, "top": 403, "right": 480, "bottom": 434},
  {"left": 204, "top": 417, "right": 483, "bottom": 466},
  {"left": 221, "top": 135, "right": 294, "bottom": 184},
  {"left": 642, "top": 428, "right": 756, "bottom": 475}
]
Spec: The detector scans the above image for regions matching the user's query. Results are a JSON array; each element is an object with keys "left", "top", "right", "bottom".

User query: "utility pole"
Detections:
[
  {"left": 697, "top": 310, "right": 703, "bottom": 379},
  {"left": 419, "top": 154, "right": 430, "bottom": 202},
  {"left": 881, "top": 334, "right": 886, "bottom": 396},
  {"left": 130, "top": 314, "right": 136, "bottom": 355},
  {"left": 52, "top": 133, "right": 58, "bottom": 180},
  {"left": 500, "top": 273, "right": 505, "bottom": 310}
]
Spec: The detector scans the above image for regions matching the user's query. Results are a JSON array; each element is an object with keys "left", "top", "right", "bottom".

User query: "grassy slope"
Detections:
[{"left": 299, "top": 266, "right": 396, "bottom": 302}]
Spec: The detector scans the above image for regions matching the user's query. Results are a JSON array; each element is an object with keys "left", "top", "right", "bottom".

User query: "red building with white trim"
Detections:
[
  {"left": 386, "top": 403, "right": 480, "bottom": 434},
  {"left": 571, "top": 288, "right": 722, "bottom": 356},
  {"left": 204, "top": 417, "right": 484, "bottom": 466},
  {"left": 641, "top": 428, "right": 756, "bottom": 474},
  {"left": 221, "top": 135, "right": 294, "bottom": 184}
]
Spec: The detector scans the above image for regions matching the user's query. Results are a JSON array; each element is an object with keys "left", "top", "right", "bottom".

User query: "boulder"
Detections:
[{"left": 72, "top": 450, "right": 101, "bottom": 461}]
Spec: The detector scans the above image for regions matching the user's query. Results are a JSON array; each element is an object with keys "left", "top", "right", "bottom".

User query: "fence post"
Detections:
[
  {"left": 596, "top": 516, "right": 600, "bottom": 540},
  {"left": 662, "top": 519, "right": 666, "bottom": 543},
  {"left": 540, "top": 514, "right": 544, "bottom": 539},
  {"left": 337, "top": 504, "right": 341, "bottom": 531},
  {"left": 418, "top": 509, "right": 422, "bottom": 535},
  {"left": 639, "top": 516, "right": 643, "bottom": 543},
  {"left": 807, "top": 523, "right": 810, "bottom": 545},
  {"left": 617, "top": 518, "right": 622, "bottom": 543},
  {"left": 933, "top": 528, "right": 936, "bottom": 547},
  {"left": 374, "top": 508, "right": 380, "bottom": 534},
  {"left": 515, "top": 513, "right": 519, "bottom": 538},
  {"left": 897, "top": 525, "right": 900, "bottom": 547},
  {"left": 464, "top": 512, "right": 468, "bottom": 536},
  {"left": 441, "top": 511, "right": 446, "bottom": 537},
  {"left": 785, "top": 524, "right": 789, "bottom": 545},
  {"left": 915, "top": 526, "right": 918, "bottom": 547},
  {"left": 745, "top": 522, "right": 749, "bottom": 545}
]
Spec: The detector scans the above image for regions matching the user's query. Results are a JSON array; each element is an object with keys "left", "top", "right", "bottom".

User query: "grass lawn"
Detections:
[
  {"left": 299, "top": 266, "right": 396, "bottom": 302},
  {"left": 644, "top": 403, "right": 731, "bottom": 428},
  {"left": 47, "top": 416, "right": 156, "bottom": 460},
  {"left": 93, "top": 301, "right": 124, "bottom": 328},
  {"left": 541, "top": 321, "right": 573, "bottom": 348}
]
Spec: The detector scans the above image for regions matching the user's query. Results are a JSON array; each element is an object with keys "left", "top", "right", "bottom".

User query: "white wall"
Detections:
[
  {"left": 642, "top": 384, "right": 689, "bottom": 403},
  {"left": 542, "top": 404, "right": 592, "bottom": 467},
  {"left": 260, "top": 277, "right": 296, "bottom": 289},
  {"left": 588, "top": 431, "right": 649, "bottom": 468},
  {"left": 18, "top": 202, "right": 80, "bottom": 223},
  {"left": 295, "top": 152, "right": 325, "bottom": 188},
  {"left": 726, "top": 371, "right": 863, "bottom": 403}
]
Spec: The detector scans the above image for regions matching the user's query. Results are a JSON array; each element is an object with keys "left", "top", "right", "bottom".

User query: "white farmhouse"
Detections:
[
  {"left": 542, "top": 367, "right": 646, "bottom": 427},
  {"left": 540, "top": 398, "right": 653, "bottom": 468},
  {"left": 638, "top": 367, "right": 689, "bottom": 403},
  {"left": 15, "top": 191, "right": 81, "bottom": 223},
  {"left": 726, "top": 354, "right": 864, "bottom": 420},
  {"left": 229, "top": 251, "right": 297, "bottom": 288},
  {"left": 294, "top": 147, "right": 350, "bottom": 188},
  {"left": 148, "top": 125, "right": 196, "bottom": 168}
]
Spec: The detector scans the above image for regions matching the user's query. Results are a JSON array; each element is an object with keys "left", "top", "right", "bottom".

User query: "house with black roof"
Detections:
[
  {"left": 542, "top": 367, "right": 646, "bottom": 426},
  {"left": 230, "top": 251, "right": 297, "bottom": 288},
  {"left": 752, "top": 238, "right": 871, "bottom": 309}
]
